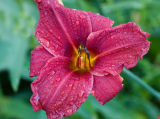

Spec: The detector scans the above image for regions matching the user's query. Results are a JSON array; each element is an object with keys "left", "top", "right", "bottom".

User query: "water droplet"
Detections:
[
  {"left": 76, "top": 21, "right": 79, "bottom": 25},
  {"left": 40, "top": 38, "right": 50, "bottom": 48},
  {"left": 49, "top": 29, "right": 53, "bottom": 33},
  {"left": 35, "top": 93, "right": 39, "bottom": 103},
  {"left": 55, "top": 4, "right": 60, "bottom": 9},
  {"left": 79, "top": 90, "right": 84, "bottom": 97},
  {"left": 47, "top": 1, "right": 50, "bottom": 4},
  {"left": 52, "top": 71, "right": 55, "bottom": 75},
  {"left": 45, "top": 12, "right": 47, "bottom": 15},
  {"left": 59, "top": 111, "right": 65, "bottom": 116},
  {"left": 80, "top": 15, "right": 85, "bottom": 19},
  {"left": 58, "top": 36, "right": 61, "bottom": 40},
  {"left": 73, "top": 86, "right": 76, "bottom": 90},
  {"left": 69, "top": 84, "right": 73, "bottom": 87},
  {"left": 70, "top": 97, "right": 74, "bottom": 102},
  {"left": 142, "top": 48, "right": 146, "bottom": 52},
  {"left": 42, "top": 56, "right": 46, "bottom": 59},
  {"left": 67, "top": 109, "right": 72, "bottom": 114},
  {"left": 52, "top": 114, "right": 59, "bottom": 118},
  {"left": 56, "top": 101, "right": 62, "bottom": 105},
  {"left": 73, "top": 105, "right": 77, "bottom": 110},
  {"left": 61, "top": 97, "right": 65, "bottom": 101},
  {"left": 91, "top": 90, "right": 95, "bottom": 94},
  {"left": 56, "top": 77, "right": 61, "bottom": 81}
]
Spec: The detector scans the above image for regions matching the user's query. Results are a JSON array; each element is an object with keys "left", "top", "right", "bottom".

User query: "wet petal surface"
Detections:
[
  {"left": 87, "top": 22, "right": 150, "bottom": 76},
  {"left": 35, "top": 0, "right": 114, "bottom": 57},
  {"left": 92, "top": 74, "right": 123, "bottom": 105},
  {"left": 30, "top": 45, "right": 53, "bottom": 77},
  {"left": 88, "top": 12, "right": 114, "bottom": 32},
  {"left": 35, "top": 0, "right": 92, "bottom": 56},
  {"left": 30, "top": 57, "right": 93, "bottom": 119}
]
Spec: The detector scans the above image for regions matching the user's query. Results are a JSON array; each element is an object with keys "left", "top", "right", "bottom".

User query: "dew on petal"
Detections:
[
  {"left": 49, "top": 29, "right": 53, "bottom": 33},
  {"left": 52, "top": 114, "right": 59, "bottom": 118},
  {"left": 56, "top": 77, "right": 61, "bottom": 81},
  {"left": 58, "top": 36, "right": 61, "bottom": 40},
  {"left": 69, "top": 84, "right": 73, "bottom": 87},
  {"left": 76, "top": 21, "right": 80, "bottom": 25},
  {"left": 67, "top": 109, "right": 72, "bottom": 114},
  {"left": 42, "top": 56, "right": 46, "bottom": 60},
  {"left": 73, "top": 105, "right": 77, "bottom": 110},
  {"left": 91, "top": 90, "right": 95, "bottom": 95},
  {"left": 52, "top": 71, "right": 55, "bottom": 75},
  {"left": 80, "top": 15, "right": 85, "bottom": 19},
  {"left": 40, "top": 38, "right": 50, "bottom": 48},
  {"left": 59, "top": 111, "right": 65, "bottom": 116},
  {"left": 79, "top": 90, "right": 84, "bottom": 97},
  {"left": 45, "top": 12, "right": 47, "bottom": 15},
  {"left": 70, "top": 97, "right": 74, "bottom": 102},
  {"left": 56, "top": 101, "right": 62, "bottom": 106},
  {"left": 35, "top": 93, "right": 40, "bottom": 104}
]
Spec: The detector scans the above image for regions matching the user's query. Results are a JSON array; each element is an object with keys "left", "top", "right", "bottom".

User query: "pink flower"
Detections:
[{"left": 30, "top": 0, "right": 150, "bottom": 118}]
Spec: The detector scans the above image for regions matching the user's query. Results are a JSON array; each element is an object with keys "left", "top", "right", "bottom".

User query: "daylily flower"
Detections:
[{"left": 30, "top": 0, "right": 150, "bottom": 118}]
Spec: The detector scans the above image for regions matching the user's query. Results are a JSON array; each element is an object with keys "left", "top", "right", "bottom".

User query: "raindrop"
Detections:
[
  {"left": 56, "top": 101, "right": 62, "bottom": 105},
  {"left": 76, "top": 21, "right": 79, "bottom": 25},
  {"left": 67, "top": 109, "right": 72, "bottom": 114},
  {"left": 58, "top": 36, "right": 61, "bottom": 40},
  {"left": 59, "top": 111, "right": 65, "bottom": 116},
  {"left": 80, "top": 15, "right": 85, "bottom": 19},
  {"left": 35, "top": 93, "right": 39, "bottom": 103},
  {"left": 40, "top": 38, "right": 50, "bottom": 48},
  {"left": 52, "top": 71, "right": 55, "bottom": 75},
  {"left": 69, "top": 84, "right": 73, "bottom": 87},
  {"left": 91, "top": 90, "right": 95, "bottom": 94},
  {"left": 78, "top": 90, "right": 84, "bottom": 97},
  {"left": 70, "top": 97, "right": 74, "bottom": 102},
  {"left": 142, "top": 48, "right": 146, "bottom": 52},
  {"left": 52, "top": 114, "right": 59, "bottom": 118},
  {"left": 45, "top": 12, "right": 47, "bottom": 15},
  {"left": 49, "top": 29, "right": 53, "bottom": 33},
  {"left": 42, "top": 56, "right": 46, "bottom": 60},
  {"left": 56, "top": 77, "right": 61, "bottom": 81},
  {"left": 73, "top": 105, "right": 77, "bottom": 110}
]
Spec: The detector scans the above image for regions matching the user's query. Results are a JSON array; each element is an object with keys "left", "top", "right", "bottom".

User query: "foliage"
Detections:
[{"left": 0, "top": 0, "right": 159, "bottom": 119}]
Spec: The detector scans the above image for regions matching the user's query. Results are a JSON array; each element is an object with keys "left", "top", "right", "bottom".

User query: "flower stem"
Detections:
[{"left": 122, "top": 68, "right": 160, "bottom": 100}]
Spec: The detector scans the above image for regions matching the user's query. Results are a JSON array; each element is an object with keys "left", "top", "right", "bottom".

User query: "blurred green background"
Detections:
[{"left": 0, "top": 0, "right": 160, "bottom": 119}]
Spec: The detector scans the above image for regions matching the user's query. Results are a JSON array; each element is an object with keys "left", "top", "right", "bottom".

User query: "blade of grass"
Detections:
[{"left": 122, "top": 68, "right": 160, "bottom": 100}]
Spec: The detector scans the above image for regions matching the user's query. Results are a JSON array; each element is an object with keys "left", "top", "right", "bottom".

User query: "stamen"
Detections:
[{"left": 69, "top": 42, "right": 95, "bottom": 73}]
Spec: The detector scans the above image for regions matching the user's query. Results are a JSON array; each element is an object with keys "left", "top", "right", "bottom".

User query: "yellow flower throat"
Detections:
[{"left": 70, "top": 43, "right": 95, "bottom": 73}]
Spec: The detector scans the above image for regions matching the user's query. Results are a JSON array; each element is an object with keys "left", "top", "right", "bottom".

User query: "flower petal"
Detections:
[
  {"left": 30, "top": 45, "right": 53, "bottom": 77},
  {"left": 87, "top": 22, "right": 150, "bottom": 76},
  {"left": 35, "top": 0, "right": 92, "bottom": 56},
  {"left": 35, "top": 0, "right": 114, "bottom": 57},
  {"left": 30, "top": 57, "right": 93, "bottom": 119},
  {"left": 91, "top": 74, "right": 123, "bottom": 105},
  {"left": 88, "top": 12, "right": 114, "bottom": 32}
]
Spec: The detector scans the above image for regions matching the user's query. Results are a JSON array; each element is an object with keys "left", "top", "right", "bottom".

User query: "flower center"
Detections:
[{"left": 69, "top": 42, "right": 95, "bottom": 73}]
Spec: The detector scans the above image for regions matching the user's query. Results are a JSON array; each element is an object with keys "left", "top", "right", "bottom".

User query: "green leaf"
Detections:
[
  {"left": 9, "top": 39, "right": 28, "bottom": 91},
  {"left": 0, "top": 0, "right": 35, "bottom": 91},
  {"left": 0, "top": 96, "right": 39, "bottom": 119}
]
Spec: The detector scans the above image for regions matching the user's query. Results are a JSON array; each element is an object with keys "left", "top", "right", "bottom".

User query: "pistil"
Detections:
[{"left": 69, "top": 42, "right": 95, "bottom": 73}]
